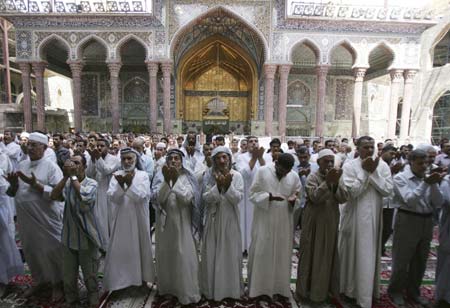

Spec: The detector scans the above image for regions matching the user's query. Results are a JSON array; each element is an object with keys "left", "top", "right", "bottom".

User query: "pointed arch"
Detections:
[
  {"left": 37, "top": 34, "right": 71, "bottom": 61},
  {"left": 115, "top": 34, "right": 150, "bottom": 61},
  {"left": 328, "top": 39, "right": 358, "bottom": 66},
  {"left": 430, "top": 23, "right": 450, "bottom": 50},
  {"left": 288, "top": 38, "right": 321, "bottom": 64},
  {"left": 123, "top": 76, "right": 149, "bottom": 89},
  {"left": 169, "top": 5, "right": 269, "bottom": 61},
  {"left": 368, "top": 41, "right": 396, "bottom": 63},
  {"left": 75, "top": 34, "right": 109, "bottom": 60}
]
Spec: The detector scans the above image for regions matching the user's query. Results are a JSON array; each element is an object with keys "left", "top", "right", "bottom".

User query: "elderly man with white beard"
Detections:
[
  {"left": 152, "top": 149, "right": 202, "bottom": 305},
  {"left": 4, "top": 131, "right": 64, "bottom": 302},
  {"left": 103, "top": 148, "right": 154, "bottom": 292},
  {"left": 200, "top": 146, "right": 244, "bottom": 301}
]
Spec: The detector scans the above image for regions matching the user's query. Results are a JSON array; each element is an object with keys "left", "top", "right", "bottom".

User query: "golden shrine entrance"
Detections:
[{"left": 176, "top": 36, "right": 258, "bottom": 135}]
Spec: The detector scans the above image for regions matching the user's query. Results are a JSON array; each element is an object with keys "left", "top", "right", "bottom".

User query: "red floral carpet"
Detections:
[{"left": 2, "top": 228, "right": 439, "bottom": 307}]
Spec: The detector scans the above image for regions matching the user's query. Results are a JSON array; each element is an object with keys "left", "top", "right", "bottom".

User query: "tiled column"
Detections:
[
  {"left": 387, "top": 69, "right": 404, "bottom": 139},
  {"left": 315, "top": 65, "right": 330, "bottom": 139},
  {"left": 161, "top": 61, "right": 172, "bottom": 134},
  {"left": 18, "top": 62, "right": 32, "bottom": 131},
  {"left": 352, "top": 67, "right": 367, "bottom": 138},
  {"left": 146, "top": 61, "right": 159, "bottom": 133},
  {"left": 67, "top": 60, "right": 84, "bottom": 132},
  {"left": 32, "top": 61, "right": 47, "bottom": 131},
  {"left": 278, "top": 64, "right": 291, "bottom": 142},
  {"left": 264, "top": 63, "right": 277, "bottom": 136},
  {"left": 400, "top": 69, "right": 417, "bottom": 140},
  {"left": 107, "top": 61, "right": 122, "bottom": 134}
]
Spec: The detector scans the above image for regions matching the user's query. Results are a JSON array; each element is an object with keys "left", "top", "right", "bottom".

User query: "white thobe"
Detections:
[
  {"left": 90, "top": 154, "right": 120, "bottom": 248},
  {"left": 44, "top": 147, "right": 57, "bottom": 164},
  {"left": 0, "top": 141, "right": 21, "bottom": 171},
  {"left": 248, "top": 165, "right": 301, "bottom": 298},
  {"left": 200, "top": 170, "right": 244, "bottom": 300},
  {"left": 338, "top": 158, "right": 393, "bottom": 308},
  {"left": 0, "top": 171, "right": 23, "bottom": 284},
  {"left": 155, "top": 174, "right": 201, "bottom": 305},
  {"left": 180, "top": 148, "right": 205, "bottom": 175},
  {"left": 0, "top": 152, "right": 14, "bottom": 238},
  {"left": 15, "top": 157, "right": 64, "bottom": 284},
  {"left": 235, "top": 152, "right": 263, "bottom": 251},
  {"left": 104, "top": 170, "right": 154, "bottom": 291}
]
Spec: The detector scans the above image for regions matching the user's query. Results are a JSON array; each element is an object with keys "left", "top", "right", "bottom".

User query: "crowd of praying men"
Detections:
[{"left": 0, "top": 130, "right": 450, "bottom": 308}]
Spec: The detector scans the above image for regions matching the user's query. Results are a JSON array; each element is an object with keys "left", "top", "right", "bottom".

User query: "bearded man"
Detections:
[
  {"left": 200, "top": 146, "right": 244, "bottom": 301},
  {"left": 103, "top": 148, "right": 154, "bottom": 292},
  {"left": 153, "top": 149, "right": 201, "bottom": 305}
]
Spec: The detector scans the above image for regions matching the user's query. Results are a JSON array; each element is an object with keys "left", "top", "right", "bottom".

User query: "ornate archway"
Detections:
[
  {"left": 176, "top": 35, "right": 258, "bottom": 134},
  {"left": 172, "top": 7, "right": 266, "bottom": 134}
]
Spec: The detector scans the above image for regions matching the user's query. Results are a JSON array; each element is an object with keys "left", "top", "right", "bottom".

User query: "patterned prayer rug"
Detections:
[{"left": 3, "top": 227, "right": 440, "bottom": 308}]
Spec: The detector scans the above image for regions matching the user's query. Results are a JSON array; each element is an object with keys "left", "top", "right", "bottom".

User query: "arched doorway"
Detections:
[
  {"left": 171, "top": 7, "right": 266, "bottom": 135},
  {"left": 432, "top": 91, "right": 450, "bottom": 144},
  {"left": 177, "top": 36, "right": 257, "bottom": 135}
]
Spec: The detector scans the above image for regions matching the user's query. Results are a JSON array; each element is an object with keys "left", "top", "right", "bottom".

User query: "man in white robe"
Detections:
[
  {"left": 0, "top": 169, "right": 23, "bottom": 298},
  {"left": 153, "top": 149, "right": 201, "bottom": 305},
  {"left": 180, "top": 132, "right": 205, "bottom": 176},
  {"left": 0, "top": 131, "right": 22, "bottom": 171},
  {"left": 104, "top": 148, "right": 154, "bottom": 292},
  {"left": 4, "top": 132, "right": 64, "bottom": 301},
  {"left": 200, "top": 146, "right": 244, "bottom": 301},
  {"left": 248, "top": 153, "right": 301, "bottom": 299},
  {"left": 235, "top": 136, "right": 266, "bottom": 253},
  {"left": 338, "top": 136, "right": 394, "bottom": 308},
  {"left": 87, "top": 138, "right": 120, "bottom": 248}
]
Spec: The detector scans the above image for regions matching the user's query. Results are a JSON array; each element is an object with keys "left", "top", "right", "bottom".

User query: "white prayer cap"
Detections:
[
  {"left": 317, "top": 149, "right": 335, "bottom": 160},
  {"left": 28, "top": 132, "right": 48, "bottom": 145},
  {"left": 156, "top": 142, "right": 166, "bottom": 149},
  {"left": 20, "top": 132, "right": 30, "bottom": 139}
]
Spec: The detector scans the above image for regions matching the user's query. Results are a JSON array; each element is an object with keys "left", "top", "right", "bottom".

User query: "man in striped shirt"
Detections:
[{"left": 51, "top": 154, "right": 102, "bottom": 308}]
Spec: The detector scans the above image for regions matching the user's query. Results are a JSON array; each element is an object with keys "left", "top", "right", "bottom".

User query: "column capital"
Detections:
[
  {"left": 18, "top": 62, "right": 31, "bottom": 74},
  {"left": 353, "top": 67, "right": 367, "bottom": 82},
  {"left": 278, "top": 64, "right": 292, "bottom": 79},
  {"left": 160, "top": 61, "right": 173, "bottom": 76},
  {"left": 404, "top": 69, "right": 418, "bottom": 83},
  {"left": 107, "top": 61, "right": 122, "bottom": 78},
  {"left": 264, "top": 63, "right": 277, "bottom": 78},
  {"left": 31, "top": 61, "right": 48, "bottom": 76},
  {"left": 145, "top": 61, "right": 159, "bottom": 77},
  {"left": 389, "top": 69, "right": 404, "bottom": 82},
  {"left": 67, "top": 60, "right": 84, "bottom": 76},
  {"left": 315, "top": 64, "right": 330, "bottom": 77}
]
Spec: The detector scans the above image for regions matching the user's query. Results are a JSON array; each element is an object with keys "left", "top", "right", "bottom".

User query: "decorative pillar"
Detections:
[
  {"left": 387, "top": 69, "right": 404, "bottom": 139},
  {"left": 67, "top": 60, "right": 84, "bottom": 132},
  {"left": 278, "top": 64, "right": 291, "bottom": 142},
  {"left": 160, "top": 61, "right": 172, "bottom": 134},
  {"left": 146, "top": 61, "right": 159, "bottom": 133},
  {"left": 107, "top": 61, "right": 122, "bottom": 134},
  {"left": 400, "top": 69, "right": 417, "bottom": 140},
  {"left": 32, "top": 61, "right": 47, "bottom": 131},
  {"left": 352, "top": 68, "right": 367, "bottom": 138},
  {"left": 1, "top": 19, "right": 11, "bottom": 104},
  {"left": 18, "top": 62, "right": 32, "bottom": 131},
  {"left": 315, "top": 65, "right": 330, "bottom": 139},
  {"left": 264, "top": 63, "right": 277, "bottom": 136}
]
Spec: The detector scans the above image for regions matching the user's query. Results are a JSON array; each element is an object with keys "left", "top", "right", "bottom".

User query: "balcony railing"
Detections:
[
  {"left": 0, "top": 0, "right": 152, "bottom": 14},
  {"left": 287, "top": 1, "right": 434, "bottom": 22}
]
